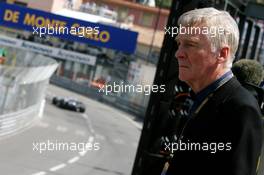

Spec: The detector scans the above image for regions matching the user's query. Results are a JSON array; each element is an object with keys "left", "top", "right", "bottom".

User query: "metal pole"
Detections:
[
  {"left": 147, "top": 1, "right": 163, "bottom": 63},
  {"left": 0, "top": 86, "right": 9, "bottom": 114},
  {"left": 257, "top": 30, "right": 264, "bottom": 62}
]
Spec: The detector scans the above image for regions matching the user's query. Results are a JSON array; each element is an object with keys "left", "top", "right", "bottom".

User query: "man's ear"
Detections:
[{"left": 217, "top": 47, "right": 230, "bottom": 64}]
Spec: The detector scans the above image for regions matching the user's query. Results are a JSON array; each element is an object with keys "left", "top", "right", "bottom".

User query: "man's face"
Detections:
[{"left": 175, "top": 29, "right": 218, "bottom": 86}]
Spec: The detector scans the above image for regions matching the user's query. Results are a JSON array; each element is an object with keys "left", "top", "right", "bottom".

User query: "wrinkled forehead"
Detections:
[{"left": 175, "top": 31, "right": 208, "bottom": 43}]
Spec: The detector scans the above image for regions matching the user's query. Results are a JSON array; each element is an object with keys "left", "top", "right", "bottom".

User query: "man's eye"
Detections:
[{"left": 185, "top": 43, "right": 195, "bottom": 47}]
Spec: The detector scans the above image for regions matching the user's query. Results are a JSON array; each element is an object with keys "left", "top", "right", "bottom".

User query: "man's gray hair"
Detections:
[{"left": 178, "top": 7, "right": 239, "bottom": 68}]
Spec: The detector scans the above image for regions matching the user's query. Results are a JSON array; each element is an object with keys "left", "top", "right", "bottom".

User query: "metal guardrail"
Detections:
[
  {"left": 0, "top": 100, "right": 44, "bottom": 138},
  {"left": 0, "top": 48, "right": 58, "bottom": 138}
]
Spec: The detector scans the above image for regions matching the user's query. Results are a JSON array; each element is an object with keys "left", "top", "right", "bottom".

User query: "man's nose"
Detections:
[{"left": 175, "top": 47, "right": 185, "bottom": 59}]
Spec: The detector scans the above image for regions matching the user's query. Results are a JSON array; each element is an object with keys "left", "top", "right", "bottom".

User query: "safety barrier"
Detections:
[
  {"left": 0, "top": 51, "right": 58, "bottom": 138},
  {"left": 0, "top": 100, "right": 45, "bottom": 138}
]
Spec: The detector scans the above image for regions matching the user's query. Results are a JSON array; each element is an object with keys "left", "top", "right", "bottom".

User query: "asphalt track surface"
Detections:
[{"left": 0, "top": 84, "right": 142, "bottom": 175}]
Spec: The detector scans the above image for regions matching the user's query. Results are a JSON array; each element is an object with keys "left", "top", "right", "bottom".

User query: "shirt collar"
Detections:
[
  {"left": 195, "top": 71, "right": 233, "bottom": 101},
  {"left": 189, "top": 71, "right": 233, "bottom": 114}
]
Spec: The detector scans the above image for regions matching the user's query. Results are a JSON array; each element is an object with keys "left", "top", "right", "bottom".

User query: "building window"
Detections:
[
  {"left": 65, "top": 60, "right": 73, "bottom": 70},
  {"left": 140, "top": 12, "right": 154, "bottom": 27},
  {"left": 118, "top": 7, "right": 128, "bottom": 21}
]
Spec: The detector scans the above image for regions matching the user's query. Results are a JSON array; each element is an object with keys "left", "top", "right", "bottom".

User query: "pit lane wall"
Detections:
[{"left": 0, "top": 53, "right": 58, "bottom": 137}]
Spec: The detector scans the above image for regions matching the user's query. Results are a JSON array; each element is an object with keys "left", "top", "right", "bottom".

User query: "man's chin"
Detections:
[
  {"left": 178, "top": 74, "right": 190, "bottom": 82},
  {"left": 178, "top": 75, "right": 186, "bottom": 81}
]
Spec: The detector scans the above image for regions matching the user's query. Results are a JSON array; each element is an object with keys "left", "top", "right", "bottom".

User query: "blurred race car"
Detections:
[{"left": 52, "top": 97, "right": 85, "bottom": 113}]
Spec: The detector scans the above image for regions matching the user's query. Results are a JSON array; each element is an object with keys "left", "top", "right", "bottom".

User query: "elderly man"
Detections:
[{"left": 165, "top": 8, "right": 263, "bottom": 175}]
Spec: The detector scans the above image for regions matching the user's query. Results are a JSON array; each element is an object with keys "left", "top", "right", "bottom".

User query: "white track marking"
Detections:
[
  {"left": 79, "top": 149, "right": 87, "bottom": 157},
  {"left": 31, "top": 172, "right": 46, "bottom": 175},
  {"left": 82, "top": 114, "right": 95, "bottom": 134},
  {"left": 88, "top": 136, "right": 94, "bottom": 142},
  {"left": 78, "top": 136, "right": 94, "bottom": 156},
  {"left": 49, "top": 163, "right": 66, "bottom": 172},
  {"left": 56, "top": 125, "right": 68, "bottom": 133},
  {"left": 68, "top": 156, "right": 80, "bottom": 164}
]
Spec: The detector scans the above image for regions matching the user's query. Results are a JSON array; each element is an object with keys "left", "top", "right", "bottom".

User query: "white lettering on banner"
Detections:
[
  {"left": 21, "top": 42, "right": 54, "bottom": 55},
  {"left": 0, "top": 37, "right": 18, "bottom": 46},
  {"left": 0, "top": 35, "right": 97, "bottom": 66},
  {"left": 57, "top": 50, "right": 96, "bottom": 65}
]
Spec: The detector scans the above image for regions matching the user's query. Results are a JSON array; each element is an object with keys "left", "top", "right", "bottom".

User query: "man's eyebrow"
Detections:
[{"left": 186, "top": 39, "right": 199, "bottom": 44}]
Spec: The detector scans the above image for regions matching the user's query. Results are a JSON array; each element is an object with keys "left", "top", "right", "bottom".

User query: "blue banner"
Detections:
[{"left": 0, "top": 3, "right": 138, "bottom": 53}]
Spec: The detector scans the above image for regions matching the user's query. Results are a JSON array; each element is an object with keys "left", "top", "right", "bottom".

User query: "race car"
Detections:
[{"left": 52, "top": 96, "right": 86, "bottom": 113}]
